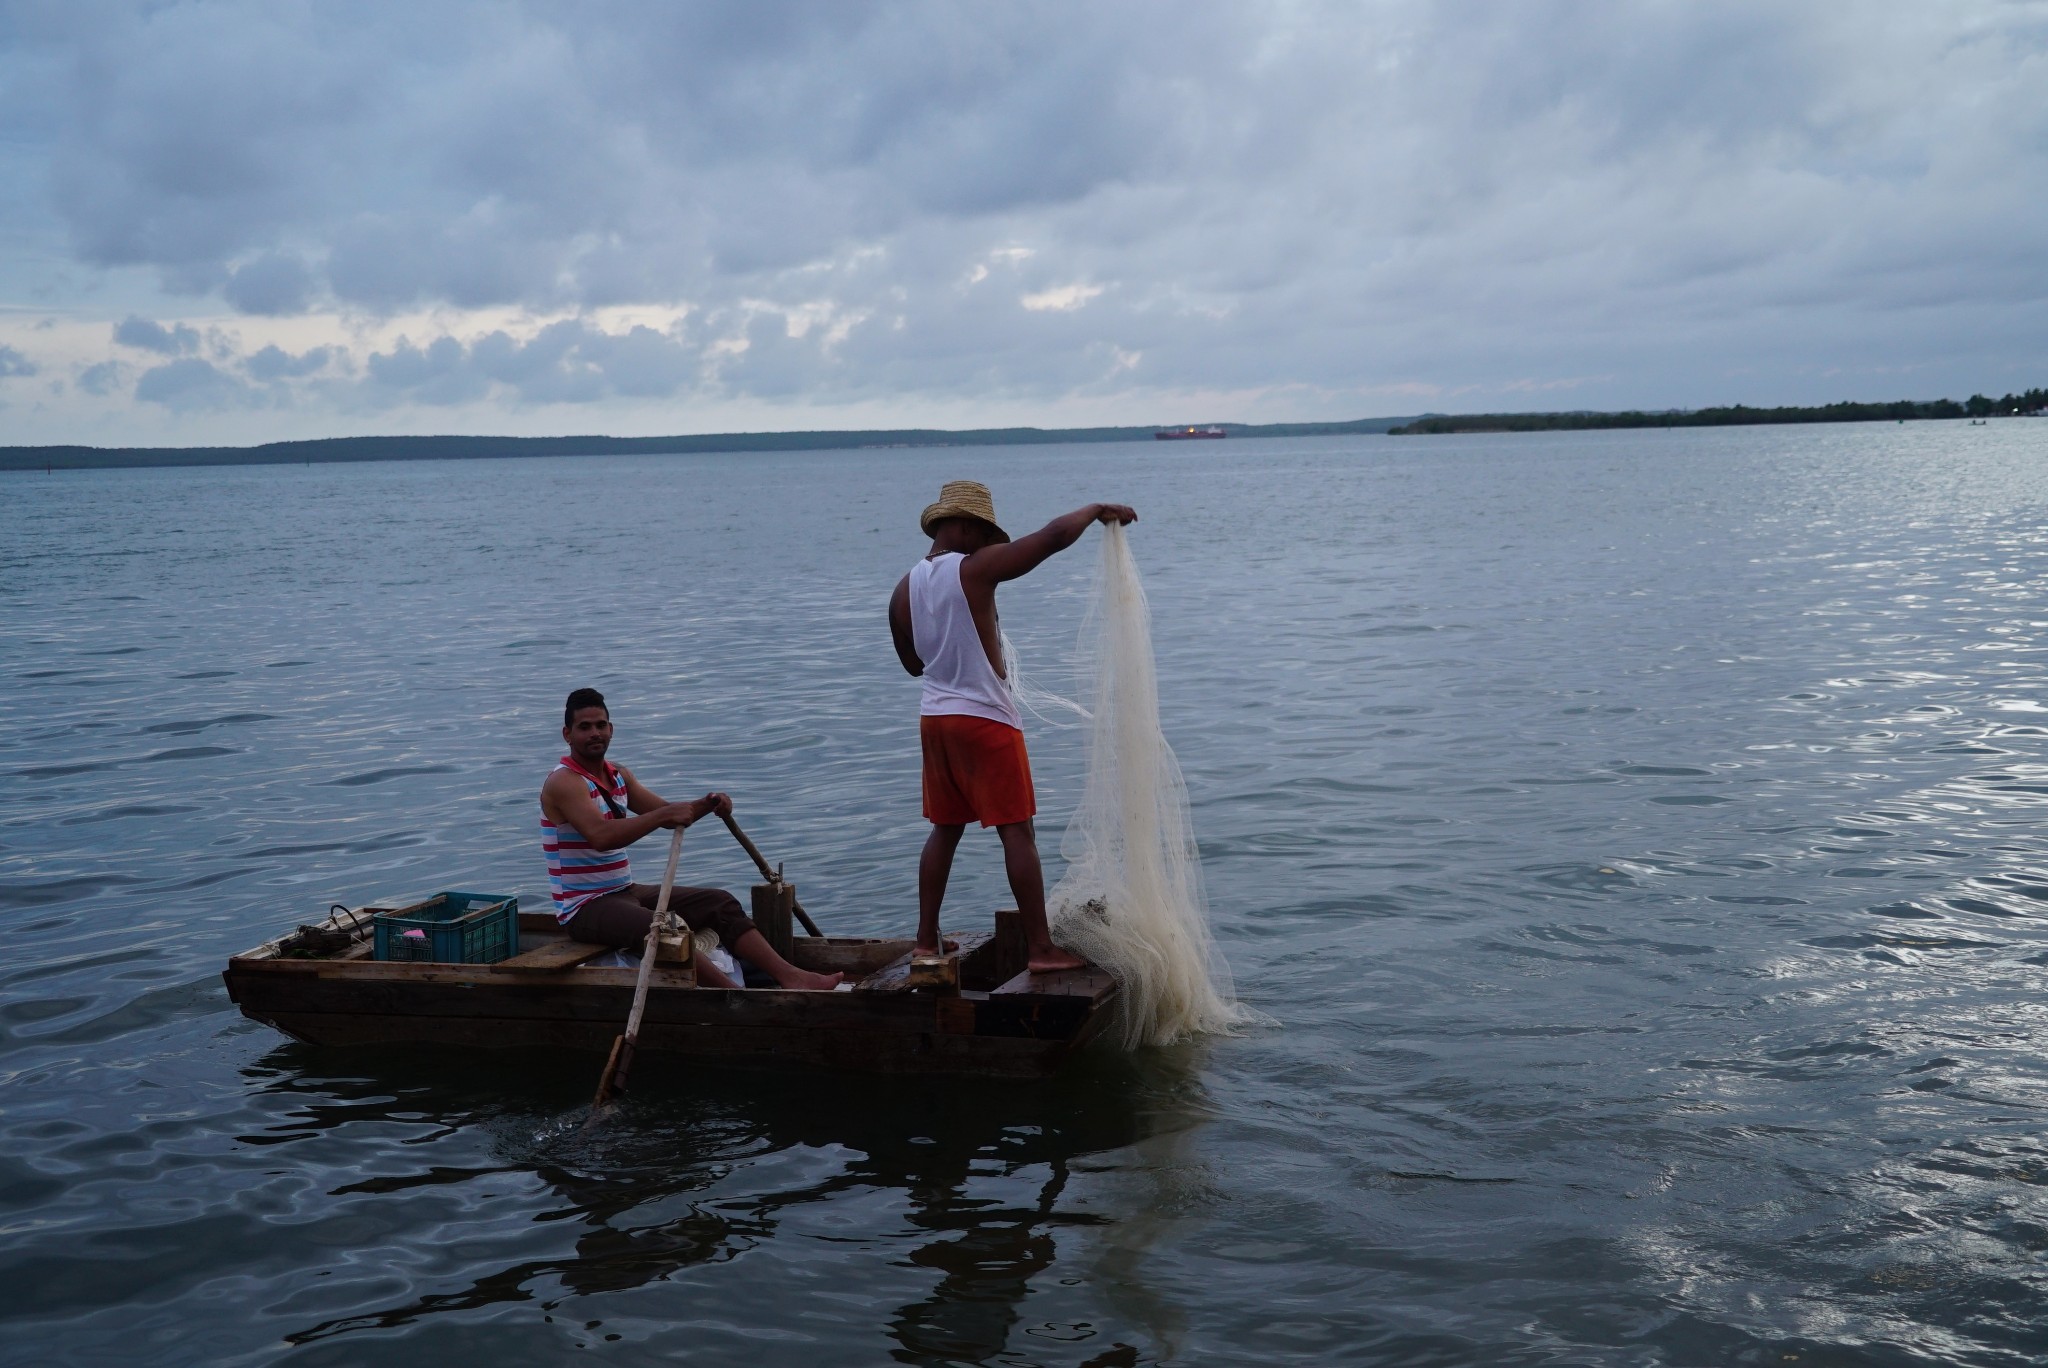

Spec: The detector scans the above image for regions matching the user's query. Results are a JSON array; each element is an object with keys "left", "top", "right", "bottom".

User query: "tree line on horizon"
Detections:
[
  {"left": 0, "top": 417, "right": 1413, "bottom": 472},
  {"left": 1389, "top": 388, "right": 2048, "bottom": 435}
]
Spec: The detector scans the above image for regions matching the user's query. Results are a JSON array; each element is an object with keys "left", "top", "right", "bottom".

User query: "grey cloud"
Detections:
[
  {"left": 364, "top": 336, "right": 490, "bottom": 406},
  {"left": 64, "top": 320, "right": 703, "bottom": 414},
  {"left": 77, "top": 360, "right": 126, "bottom": 395},
  {"left": 576, "top": 325, "right": 704, "bottom": 399},
  {"left": 362, "top": 319, "right": 702, "bottom": 407},
  {"left": 78, "top": 339, "right": 333, "bottom": 410},
  {"left": 708, "top": 313, "right": 835, "bottom": 400},
  {"left": 467, "top": 323, "right": 605, "bottom": 403},
  {"left": 25, "top": 3, "right": 1255, "bottom": 317},
  {"left": 43, "top": 6, "right": 370, "bottom": 274},
  {"left": 9, "top": 1, "right": 2048, "bottom": 419},
  {"left": 113, "top": 315, "right": 200, "bottom": 355},
  {"left": 223, "top": 253, "right": 316, "bottom": 315},
  {"left": 326, "top": 213, "right": 566, "bottom": 312},
  {"left": 244, "top": 343, "right": 334, "bottom": 381},
  {"left": 0, "top": 345, "right": 36, "bottom": 378},
  {"left": 134, "top": 357, "right": 253, "bottom": 409}
]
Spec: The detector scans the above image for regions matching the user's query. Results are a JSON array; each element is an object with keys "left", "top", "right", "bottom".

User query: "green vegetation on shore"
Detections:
[
  {"left": 12, "top": 390, "right": 2041, "bottom": 470},
  {"left": 0, "top": 417, "right": 1415, "bottom": 472},
  {"left": 1389, "top": 389, "right": 2048, "bottom": 435}
]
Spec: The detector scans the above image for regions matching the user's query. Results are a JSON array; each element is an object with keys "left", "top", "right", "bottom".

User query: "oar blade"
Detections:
[{"left": 591, "top": 1034, "right": 625, "bottom": 1111}]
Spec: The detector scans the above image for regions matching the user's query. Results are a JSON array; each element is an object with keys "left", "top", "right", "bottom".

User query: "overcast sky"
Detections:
[{"left": 0, "top": 1, "right": 2043, "bottom": 446}]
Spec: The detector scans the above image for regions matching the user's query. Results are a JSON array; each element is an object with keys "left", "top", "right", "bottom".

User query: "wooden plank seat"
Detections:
[
  {"left": 496, "top": 938, "right": 611, "bottom": 973},
  {"left": 855, "top": 915, "right": 1031, "bottom": 994},
  {"left": 859, "top": 931, "right": 993, "bottom": 994}
]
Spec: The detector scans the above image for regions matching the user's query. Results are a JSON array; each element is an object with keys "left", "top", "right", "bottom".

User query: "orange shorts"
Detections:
[{"left": 921, "top": 714, "right": 1036, "bottom": 828}]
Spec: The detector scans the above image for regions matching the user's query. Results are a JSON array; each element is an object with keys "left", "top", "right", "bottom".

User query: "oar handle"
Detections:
[
  {"left": 592, "top": 824, "right": 685, "bottom": 1113},
  {"left": 717, "top": 811, "right": 775, "bottom": 881},
  {"left": 718, "top": 812, "right": 824, "bottom": 937},
  {"left": 650, "top": 823, "right": 685, "bottom": 923}
]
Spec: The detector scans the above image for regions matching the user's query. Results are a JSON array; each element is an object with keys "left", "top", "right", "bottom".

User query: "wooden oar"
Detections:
[
  {"left": 590, "top": 824, "right": 684, "bottom": 1115},
  {"left": 717, "top": 811, "right": 824, "bottom": 938}
]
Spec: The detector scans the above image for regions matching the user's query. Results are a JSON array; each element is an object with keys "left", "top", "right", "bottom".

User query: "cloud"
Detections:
[
  {"left": 113, "top": 316, "right": 200, "bottom": 355},
  {"left": 1, "top": 0, "right": 2044, "bottom": 441},
  {"left": 1020, "top": 283, "right": 1104, "bottom": 313},
  {"left": 363, "top": 335, "right": 488, "bottom": 406},
  {"left": 222, "top": 253, "right": 316, "bottom": 315},
  {"left": 362, "top": 318, "right": 702, "bottom": 406},
  {"left": 0, "top": 345, "right": 36, "bottom": 378},
  {"left": 134, "top": 357, "right": 251, "bottom": 409},
  {"left": 244, "top": 343, "right": 334, "bottom": 381},
  {"left": 77, "top": 360, "right": 125, "bottom": 395},
  {"left": 91, "top": 306, "right": 864, "bottom": 414}
]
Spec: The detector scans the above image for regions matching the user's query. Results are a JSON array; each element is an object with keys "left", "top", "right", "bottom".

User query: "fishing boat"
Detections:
[
  {"left": 222, "top": 903, "right": 1120, "bottom": 1078},
  {"left": 1154, "top": 425, "right": 1226, "bottom": 440}
]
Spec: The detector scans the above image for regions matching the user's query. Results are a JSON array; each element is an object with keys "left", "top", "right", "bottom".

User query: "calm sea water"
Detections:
[{"left": 7, "top": 424, "right": 2048, "bottom": 1366}]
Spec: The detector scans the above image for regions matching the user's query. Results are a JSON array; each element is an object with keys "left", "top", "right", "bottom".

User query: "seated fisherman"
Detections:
[{"left": 539, "top": 687, "right": 841, "bottom": 990}]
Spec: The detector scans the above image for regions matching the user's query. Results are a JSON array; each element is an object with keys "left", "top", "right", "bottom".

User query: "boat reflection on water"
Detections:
[{"left": 237, "top": 1041, "right": 1216, "bottom": 1362}]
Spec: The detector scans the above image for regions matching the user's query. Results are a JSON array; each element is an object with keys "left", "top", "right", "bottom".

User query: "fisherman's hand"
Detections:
[
  {"left": 656, "top": 800, "right": 698, "bottom": 829},
  {"left": 1096, "top": 503, "right": 1137, "bottom": 525},
  {"left": 701, "top": 792, "right": 734, "bottom": 821}
]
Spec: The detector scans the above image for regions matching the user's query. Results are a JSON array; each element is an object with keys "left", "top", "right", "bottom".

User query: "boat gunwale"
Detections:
[
  {"left": 222, "top": 907, "right": 1121, "bottom": 1075},
  {"left": 224, "top": 933, "right": 1120, "bottom": 1008}
]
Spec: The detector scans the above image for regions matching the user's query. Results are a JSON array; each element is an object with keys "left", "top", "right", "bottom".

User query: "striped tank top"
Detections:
[{"left": 541, "top": 759, "right": 632, "bottom": 922}]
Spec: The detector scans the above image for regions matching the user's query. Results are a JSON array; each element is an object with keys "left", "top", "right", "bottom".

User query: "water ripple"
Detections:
[{"left": 8, "top": 426, "right": 2048, "bottom": 1364}]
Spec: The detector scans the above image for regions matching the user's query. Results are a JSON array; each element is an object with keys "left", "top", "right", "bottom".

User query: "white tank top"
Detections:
[{"left": 909, "top": 552, "right": 1022, "bottom": 729}]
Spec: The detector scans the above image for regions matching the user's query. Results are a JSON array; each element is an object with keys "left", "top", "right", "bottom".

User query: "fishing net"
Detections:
[{"left": 1045, "top": 524, "right": 1250, "bottom": 1048}]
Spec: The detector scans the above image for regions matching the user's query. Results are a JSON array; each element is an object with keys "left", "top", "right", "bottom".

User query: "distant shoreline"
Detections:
[
  {"left": 0, "top": 418, "right": 1414, "bottom": 473},
  {"left": 1390, "top": 389, "right": 2047, "bottom": 435},
  {"left": 12, "top": 392, "right": 2044, "bottom": 470}
]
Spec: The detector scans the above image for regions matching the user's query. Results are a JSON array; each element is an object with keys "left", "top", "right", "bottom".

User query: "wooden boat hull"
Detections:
[{"left": 223, "top": 911, "right": 1119, "bottom": 1078}]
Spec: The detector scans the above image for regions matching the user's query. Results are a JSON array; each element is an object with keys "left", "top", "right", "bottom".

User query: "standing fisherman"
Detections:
[{"left": 888, "top": 481, "right": 1137, "bottom": 973}]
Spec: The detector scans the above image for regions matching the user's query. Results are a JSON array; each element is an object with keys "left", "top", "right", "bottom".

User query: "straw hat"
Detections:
[{"left": 919, "top": 480, "right": 1010, "bottom": 542}]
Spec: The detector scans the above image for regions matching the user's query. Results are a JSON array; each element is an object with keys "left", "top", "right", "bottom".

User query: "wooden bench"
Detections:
[
  {"left": 855, "top": 913, "right": 1030, "bottom": 994},
  {"left": 859, "top": 931, "right": 990, "bottom": 994},
  {"left": 496, "top": 939, "right": 611, "bottom": 973}
]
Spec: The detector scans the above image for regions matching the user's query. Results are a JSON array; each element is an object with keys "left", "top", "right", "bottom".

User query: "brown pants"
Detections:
[{"left": 566, "top": 883, "right": 755, "bottom": 952}]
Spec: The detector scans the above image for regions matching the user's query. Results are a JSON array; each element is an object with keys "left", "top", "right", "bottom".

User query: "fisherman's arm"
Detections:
[
  {"left": 622, "top": 767, "right": 733, "bottom": 825},
  {"left": 544, "top": 769, "right": 693, "bottom": 852},
  {"left": 888, "top": 574, "right": 924, "bottom": 676},
  {"left": 965, "top": 503, "right": 1137, "bottom": 585}
]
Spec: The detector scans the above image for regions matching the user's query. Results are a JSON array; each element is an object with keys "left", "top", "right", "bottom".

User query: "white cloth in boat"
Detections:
[{"left": 588, "top": 944, "right": 739, "bottom": 978}]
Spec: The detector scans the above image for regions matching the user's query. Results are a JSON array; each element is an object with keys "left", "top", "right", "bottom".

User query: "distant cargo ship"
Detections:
[{"left": 1155, "top": 425, "right": 1226, "bottom": 440}]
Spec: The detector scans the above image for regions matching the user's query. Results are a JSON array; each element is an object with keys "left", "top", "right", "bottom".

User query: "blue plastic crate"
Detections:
[{"left": 372, "top": 891, "right": 518, "bottom": 964}]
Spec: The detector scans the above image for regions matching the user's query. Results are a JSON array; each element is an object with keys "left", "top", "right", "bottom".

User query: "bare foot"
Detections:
[
  {"left": 911, "top": 938, "right": 960, "bottom": 958},
  {"left": 1028, "top": 947, "right": 1089, "bottom": 974},
  {"left": 775, "top": 968, "right": 844, "bottom": 991}
]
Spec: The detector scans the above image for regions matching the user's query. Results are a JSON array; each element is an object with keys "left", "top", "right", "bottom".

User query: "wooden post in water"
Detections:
[
  {"left": 993, "top": 908, "right": 1027, "bottom": 985},
  {"left": 719, "top": 813, "right": 825, "bottom": 938},
  {"left": 751, "top": 879, "right": 795, "bottom": 961}
]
